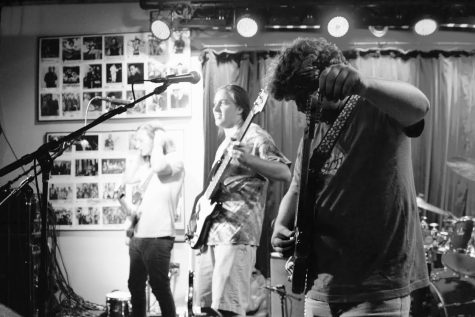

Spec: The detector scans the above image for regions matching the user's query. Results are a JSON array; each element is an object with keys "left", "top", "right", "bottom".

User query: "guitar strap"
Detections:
[
  {"left": 301, "top": 94, "right": 360, "bottom": 290},
  {"left": 309, "top": 94, "right": 360, "bottom": 176}
]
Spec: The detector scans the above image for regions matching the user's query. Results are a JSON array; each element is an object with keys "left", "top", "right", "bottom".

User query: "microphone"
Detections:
[
  {"left": 150, "top": 71, "right": 201, "bottom": 84},
  {"left": 96, "top": 97, "right": 130, "bottom": 105}
]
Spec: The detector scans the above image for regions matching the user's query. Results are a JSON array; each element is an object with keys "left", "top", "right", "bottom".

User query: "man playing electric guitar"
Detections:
[
  {"left": 122, "top": 123, "right": 184, "bottom": 317},
  {"left": 195, "top": 85, "right": 291, "bottom": 317},
  {"left": 270, "top": 37, "right": 430, "bottom": 316}
]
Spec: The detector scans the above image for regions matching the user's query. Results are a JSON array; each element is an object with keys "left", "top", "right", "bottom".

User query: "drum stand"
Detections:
[
  {"left": 265, "top": 284, "right": 301, "bottom": 317},
  {"left": 146, "top": 262, "right": 180, "bottom": 316}
]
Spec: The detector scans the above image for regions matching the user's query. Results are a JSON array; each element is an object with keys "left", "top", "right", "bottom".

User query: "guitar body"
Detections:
[
  {"left": 117, "top": 170, "right": 156, "bottom": 238},
  {"left": 117, "top": 193, "right": 140, "bottom": 238},
  {"left": 188, "top": 194, "right": 218, "bottom": 249}
]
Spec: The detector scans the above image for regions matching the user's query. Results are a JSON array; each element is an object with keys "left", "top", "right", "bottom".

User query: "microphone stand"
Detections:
[
  {"left": 0, "top": 83, "right": 170, "bottom": 317},
  {"left": 264, "top": 284, "right": 301, "bottom": 317}
]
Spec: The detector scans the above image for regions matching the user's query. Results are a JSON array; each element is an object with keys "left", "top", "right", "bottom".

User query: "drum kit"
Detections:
[{"left": 413, "top": 157, "right": 475, "bottom": 316}]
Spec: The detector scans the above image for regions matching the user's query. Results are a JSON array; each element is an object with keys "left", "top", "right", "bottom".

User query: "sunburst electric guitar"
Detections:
[
  {"left": 186, "top": 89, "right": 269, "bottom": 249},
  {"left": 117, "top": 172, "right": 154, "bottom": 238}
]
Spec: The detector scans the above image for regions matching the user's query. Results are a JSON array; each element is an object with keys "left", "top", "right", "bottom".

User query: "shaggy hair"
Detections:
[
  {"left": 137, "top": 123, "right": 175, "bottom": 154},
  {"left": 268, "top": 37, "right": 347, "bottom": 105}
]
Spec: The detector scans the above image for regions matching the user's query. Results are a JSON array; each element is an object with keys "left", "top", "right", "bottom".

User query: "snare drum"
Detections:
[
  {"left": 428, "top": 270, "right": 475, "bottom": 317},
  {"left": 106, "top": 290, "right": 131, "bottom": 317}
]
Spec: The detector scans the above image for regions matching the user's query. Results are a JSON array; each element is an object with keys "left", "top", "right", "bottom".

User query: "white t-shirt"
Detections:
[{"left": 134, "top": 152, "right": 184, "bottom": 238}]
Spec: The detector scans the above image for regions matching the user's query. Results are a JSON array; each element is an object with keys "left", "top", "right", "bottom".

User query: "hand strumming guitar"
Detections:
[{"left": 271, "top": 224, "right": 295, "bottom": 256}]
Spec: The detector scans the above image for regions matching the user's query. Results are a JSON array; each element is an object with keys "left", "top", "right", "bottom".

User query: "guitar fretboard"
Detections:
[{"left": 204, "top": 108, "right": 256, "bottom": 200}]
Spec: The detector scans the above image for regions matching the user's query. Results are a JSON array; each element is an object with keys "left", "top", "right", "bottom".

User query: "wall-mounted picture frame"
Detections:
[
  {"left": 45, "top": 128, "right": 186, "bottom": 237},
  {"left": 38, "top": 30, "right": 192, "bottom": 121}
]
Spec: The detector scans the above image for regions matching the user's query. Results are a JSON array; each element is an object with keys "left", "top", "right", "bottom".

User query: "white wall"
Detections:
[
  {"left": 0, "top": 3, "right": 203, "bottom": 314},
  {"left": 2, "top": 2, "right": 475, "bottom": 315}
]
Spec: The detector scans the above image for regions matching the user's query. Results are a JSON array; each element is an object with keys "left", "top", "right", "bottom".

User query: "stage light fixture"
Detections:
[
  {"left": 236, "top": 13, "right": 259, "bottom": 38},
  {"left": 414, "top": 18, "right": 438, "bottom": 36},
  {"left": 368, "top": 25, "right": 388, "bottom": 37},
  {"left": 327, "top": 16, "right": 349, "bottom": 38},
  {"left": 151, "top": 19, "right": 171, "bottom": 40}
]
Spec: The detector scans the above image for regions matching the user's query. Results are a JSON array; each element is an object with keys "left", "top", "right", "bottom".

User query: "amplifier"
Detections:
[{"left": 0, "top": 186, "right": 40, "bottom": 317}]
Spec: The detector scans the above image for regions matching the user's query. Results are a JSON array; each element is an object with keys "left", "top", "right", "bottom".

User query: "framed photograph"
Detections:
[
  {"left": 46, "top": 128, "right": 186, "bottom": 235},
  {"left": 38, "top": 30, "right": 192, "bottom": 121}
]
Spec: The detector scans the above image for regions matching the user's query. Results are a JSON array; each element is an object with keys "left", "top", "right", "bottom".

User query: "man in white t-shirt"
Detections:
[{"left": 122, "top": 123, "right": 184, "bottom": 317}]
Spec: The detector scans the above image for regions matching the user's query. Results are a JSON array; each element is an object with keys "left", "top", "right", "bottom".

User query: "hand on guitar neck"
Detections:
[{"left": 271, "top": 224, "right": 296, "bottom": 258}]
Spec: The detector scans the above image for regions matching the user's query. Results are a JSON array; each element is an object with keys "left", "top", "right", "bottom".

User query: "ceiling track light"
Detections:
[
  {"left": 150, "top": 10, "right": 172, "bottom": 40},
  {"left": 327, "top": 16, "right": 349, "bottom": 38},
  {"left": 414, "top": 18, "right": 438, "bottom": 36},
  {"left": 236, "top": 13, "right": 260, "bottom": 38},
  {"left": 368, "top": 25, "right": 388, "bottom": 37}
]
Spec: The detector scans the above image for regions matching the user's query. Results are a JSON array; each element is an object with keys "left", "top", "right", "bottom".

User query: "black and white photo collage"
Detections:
[
  {"left": 38, "top": 30, "right": 192, "bottom": 121},
  {"left": 46, "top": 130, "right": 185, "bottom": 230}
]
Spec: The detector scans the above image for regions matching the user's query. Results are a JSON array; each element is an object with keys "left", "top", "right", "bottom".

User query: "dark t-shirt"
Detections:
[{"left": 290, "top": 97, "right": 429, "bottom": 302}]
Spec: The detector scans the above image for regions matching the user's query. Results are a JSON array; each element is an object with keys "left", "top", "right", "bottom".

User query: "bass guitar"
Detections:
[{"left": 186, "top": 89, "right": 269, "bottom": 249}]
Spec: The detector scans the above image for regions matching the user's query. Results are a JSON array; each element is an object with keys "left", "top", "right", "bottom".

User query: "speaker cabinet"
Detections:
[
  {"left": 270, "top": 253, "right": 304, "bottom": 317},
  {"left": 0, "top": 187, "right": 40, "bottom": 317}
]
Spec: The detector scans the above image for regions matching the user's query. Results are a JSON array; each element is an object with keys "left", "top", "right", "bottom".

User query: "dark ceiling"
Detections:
[
  {"left": 139, "top": 0, "right": 475, "bottom": 31},
  {"left": 2, "top": 0, "right": 475, "bottom": 31}
]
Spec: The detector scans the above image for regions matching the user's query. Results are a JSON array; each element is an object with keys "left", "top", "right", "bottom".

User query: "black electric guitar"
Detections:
[
  {"left": 287, "top": 96, "right": 319, "bottom": 294},
  {"left": 117, "top": 172, "right": 154, "bottom": 238},
  {"left": 186, "top": 89, "right": 269, "bottom": 249},
  {"left": 289, "top": 94, "right": 360, "bottom": 294}
]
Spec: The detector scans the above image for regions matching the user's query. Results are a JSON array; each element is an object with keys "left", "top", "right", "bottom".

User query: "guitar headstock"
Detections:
[{"left": 252, "top": 89, "right": 269, "bottom": 114}]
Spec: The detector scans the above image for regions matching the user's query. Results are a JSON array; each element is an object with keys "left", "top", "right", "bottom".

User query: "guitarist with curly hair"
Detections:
[{"left": 270, "top": 37, "right": 430, "bottom": 317}]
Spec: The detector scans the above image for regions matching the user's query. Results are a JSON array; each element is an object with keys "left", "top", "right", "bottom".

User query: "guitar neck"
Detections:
[
  {"left": 294, "top": 125, "right": 315, "bottom": 230},
  {"left": 204, "top": 110, "right": 257, "bottom": 200},
  {"left": 117, "top": 194, "right": 134, "bottom": 217}
]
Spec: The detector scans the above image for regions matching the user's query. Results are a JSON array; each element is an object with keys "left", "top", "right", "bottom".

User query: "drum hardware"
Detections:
[
  {"left": 105, "top": 290, "right": 131, "bottom": 317},
  {"left": 416, "top": 195, "right": 456, "bottom": 218},
  {"left": 429, "top": 269, "right": 475, "bottom": 317},
  {"left": 264, "top": 284, "right": 301, "bottom": 317},
  {"left": 412, "top": 269, "right": 475, "bottom": 317},
  {"left": 147, "top": 262, "right": 181, "bottom": 316},
  {"left": 447, "top": 156, "right": 475, "bottom": 182}
]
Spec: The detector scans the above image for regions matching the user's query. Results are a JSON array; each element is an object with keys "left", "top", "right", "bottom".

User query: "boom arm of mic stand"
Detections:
[
  {"left": 0, "top": 175, "right": 34, "bottom": 207},
  {"left": 0, "top": 83, "right": 170, "bottom": 178}
]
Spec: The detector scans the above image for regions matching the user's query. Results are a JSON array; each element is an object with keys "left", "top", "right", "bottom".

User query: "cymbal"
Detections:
[
  {"left": 447, "top": 156, "right": 475, "bottom": 182},
  {"left": 416, "top": 196, "right": 455, "bottom": 217}
]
